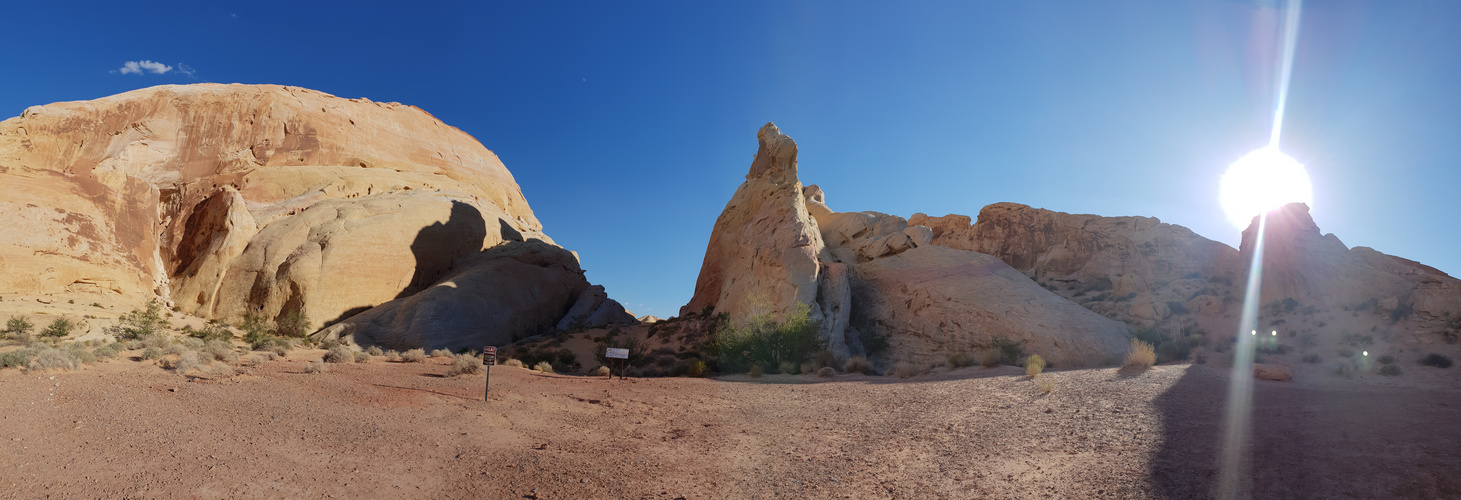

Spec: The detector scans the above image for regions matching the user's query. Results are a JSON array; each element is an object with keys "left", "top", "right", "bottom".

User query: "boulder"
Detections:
[
  {"left": 555, "top": 285, "right": 639, "bottom": 331},
  {"left": 1253, "top": 363, "right": 1292, "bottom": 381}
]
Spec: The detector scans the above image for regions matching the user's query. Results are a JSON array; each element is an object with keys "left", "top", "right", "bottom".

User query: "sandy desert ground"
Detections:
[{"left": 2, "top": 349, "right": 1459, "bottom": 500}]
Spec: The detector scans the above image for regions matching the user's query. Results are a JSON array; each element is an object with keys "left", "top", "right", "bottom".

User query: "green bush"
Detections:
[
  {"left": 991, "top": 337, "right": 1025, "bottom": 366},
  {"left": 858, "top": 327, "right": 890, "bottom": 358},
  {"left": 273, "top": 310, "right": 312, "bottom": 338},
  {"left": 42, "top": 318, "right": 76, "bottom": 338},
  {"left": 4, "top": 316, "right": 34, "bottom": 341},
  {"left": 748, "top": 364, "right": 763, "bottom": 378},
  {"left": 108, "top": 300, "right": 169, "bottom": 340},
  {"left": 686, "top": 360, "right": 709, "bottom": 377},
  {"left": 707, "top": 303, "right": 824, "bottom": 374},
  {"left": 183, "top": 321, "right": 233, "bottom": 341},
  {"left": 777, "top": 360, "right": 798, "bottom": 375},
  {"left": 946, "top": 352, "right": 972, "bottom": 370},
  {"left": 512, "top": 345, "right": 581, "bottom": 373}
]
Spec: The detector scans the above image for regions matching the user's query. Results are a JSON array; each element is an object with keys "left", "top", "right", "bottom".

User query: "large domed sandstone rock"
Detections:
[
  {"left": 0, "top": 84, "right": 633, "bottom": 346},
  {"left": 1240, "top": 203, "right": 1461, "bottom": 321},
  {"left": 683, "top": 124, "right": 1130, "bottom": 366},
  {"left": 910, "top": 204, "right": 1245, "bottom": 331}
]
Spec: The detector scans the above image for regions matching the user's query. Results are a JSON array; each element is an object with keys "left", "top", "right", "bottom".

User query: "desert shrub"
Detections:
[
  {"left": 201, "top": 340, "right": 237, "bottom": 363},
  {"left": 304, "top": 359, "right": 327, "bottom": 374},
  {"left": 166, "top": 351, "right": 207, "bottom": 373},
  {"left": 108, "top": 300, "right": 169, "bottom": 340},
  {"left": 141, "top": 346, "right": 162, "bottom": 360},
  {"left": 430, "top": 349, "right": 452, "bottom": 358},
  {"left": 946, "top": 352, "right": 972, "bottom": 370},
  {"left": 1302, "top": 354, "right": 1322, "bottom": 364},
  {"left": 503, "top": 358, "right": 524, "bottom": 368},
  {"left": 273, "top": 309, "right": 312, "bottom": 338},
  {"left": 42, "top": 318, "right": 76, "bottom": 338},
  {"left": 683, "top": 361, "right": 707, "bottom": 377},
  {"left": 446, "top": 354, "right": 483, "bottom": 376},
  {"left": 748, "top": 364, "right": 763, "bottom": 378},
  {"left": 183, "top": 321, "right": 233, "bottom": 342},
  {"left": 991, "top": 337, "right": 1025, "bottom": 366},
  {"left": 181, "top": 337, "right": 205, "bottom": 350},
  {"left": 594, "top": 365, "right": 611, "bottom": 376},
  {"left": 1387, "top": 302, "right": 1414, "bottom": 324},
  {"left": 656, "top": 355, "right": 677, "bottom": 369},
  {"left": 0, "top": 349, "right": 33, "bottom": 368},
  {"left": 777, "top": 360, "right": 798, "bottom": 375},
  {"left": 515, "top": 345, "right": 581, "bottom": 373},
  {"left": 28, "top": 347, "right": 81, "bottom": 371},
  {"left": 1377, "top": 354, "right": 1397, "bottom": 365},
  {"left": 65, "top": 344, "right": 98, "bottom": 365},
  {"left": 800, "top": 362, "right": 816, "bottom": 375},
  {"left": 1124, "top": 339, "right": 1156, "bottom": 370},
  {"left": 4, "top": 316, "right": 34, "bottom": 341},
  {"left": 894, "top": 361, "right": 924, "bottom": 379},
  {"left": 844, "top": 356, "right": 874, "bottom": 375},
  {"left": 248, "top": 334, "right": 294, "bottom": 354},
  {"left": 533, "top": 361, "right": 554, "bottom": 373},
  {"left": 365, "top": 345, "right": 384, "bottom": 356},
  {"left": 383, "top": 349, "right": 401, "bottom": 359},
  {"left": 1419, "top": 353, "right": 1453, "bottom": 368},
  {"left": 400, "top": 348, "right": 427, "bottom": 363},
  {"left": 817, "top": 366, "right": 835, "bottom": 378},
  {"left": 707, "top": 302, "right": 824, "bottom": 374},
  {"left": 977, "top": 349, "right": 1002, "bottom": 367},
  {"left": 1036, "top": 376, "right": 1055, "bottom": 394},
  {"left": 354, "top": 352, "right": 368, "bottom": 363},
  {"left": 1025, "top": 355, "right": 1046, "bottom": 377},
  {"left": 324, "top": 345, "right": 355, "bottom": 364},
  {"left": 93, "top": 343, "right": 122, "bottom": 359},
  {"left": 1379, "top": 364, "right": 1402, "bottom": 376}
]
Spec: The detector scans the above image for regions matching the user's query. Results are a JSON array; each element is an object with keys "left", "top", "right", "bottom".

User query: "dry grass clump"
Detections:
[
  {"left": 93, "top": 343, "right": 122, "bottom": 359},
  {"left": 1124, "top": 339, "right": 1156, "bottom": 370},
  {"left": 1025, "top": 355, "right": 1046, "bottom": 377},
  {"left": 383, "top": 349, "right": 401, "bottom": 360},
  {"left": 978, "top": 349, "right": 1003, "bottom": 368},
  {"left": 894, "top": 361, "right": 925, "bottom": 379},
  {"left": 446, "top": 354, "right": 483, "bottom": 376},
  {"left": 844, "top": 356, "right": 874, "bottom": 375},
  {"left": 1036, "top": 375, "right": 1055, "bottom": 394},
  {"left": 687, "top": 360, "right": 709, "bottom": 377},
  {"left": 0, "top": 349, "right": 32, "bottom": 368},
  {"left": 748, "top": 364, "right": 763, "bottom": 378},
  {"left": 365, "top": 346, "right": 384, "bottom": 356},
  {"left": 141, "top": 346, "right": 163, "bottom": 360},
  {"left": 533, "top": 361, "right": 554, "bottom": 373},
  {"left": 400, "top": 348, "right": 427, "bottom": 363},
  {"left": 947, "top": 352, "right": 973, "bottom": 370},
  {"left": 430, "top": 349, "right": 453, "bottom": 358},
  {"left": 202, "top": 340, "right": 238, "bottom": 363},
  {"left": 777, "top": 360, "right": 798, "bottom": 375},
  {"left": 304, "top": 359, "right": 327, "bottom": 374},
  {"left": 323, "top": 344, "right": 355, "bottom": 364},
  {"left": 27, "top": 347, "right": 81, "bottom": 372},
  {"left": 503, "top": 358, "right": 524, "bottom": 368},
  {"left": 817, "top": 366, "right": 836, "bottom": 378},
  {"left": 354, "top": 351, "right": 369, "bottom": 363},
  {"left": 594, "top": 365, "right": 611, "bottom": 377}
]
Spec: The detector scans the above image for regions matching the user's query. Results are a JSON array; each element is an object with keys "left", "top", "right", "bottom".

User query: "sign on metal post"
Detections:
[
  {"left": 483, "top": 346, "right": 496, "bottom": 401},
  {"left": 606, "top": 347, "right": 629, "bottom": 380}
]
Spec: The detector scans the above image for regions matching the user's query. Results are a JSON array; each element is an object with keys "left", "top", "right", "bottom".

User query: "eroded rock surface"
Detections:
[{"left": 0, "top": 84, "right": 631, "bottom": 347}]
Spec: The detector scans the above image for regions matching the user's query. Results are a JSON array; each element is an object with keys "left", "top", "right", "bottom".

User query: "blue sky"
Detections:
[{"left": 3, "top": 1, "right": 1458, "bottom": 318}]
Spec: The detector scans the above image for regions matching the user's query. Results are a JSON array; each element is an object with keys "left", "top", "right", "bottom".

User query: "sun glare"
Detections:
[{"left": 1219, "top": 147, "right": 1313, "bottom": 228}]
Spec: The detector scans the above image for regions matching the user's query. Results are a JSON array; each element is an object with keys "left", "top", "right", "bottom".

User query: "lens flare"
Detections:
[{"left": 1220, "top": 147, "right": 1313, "bottom": 229}]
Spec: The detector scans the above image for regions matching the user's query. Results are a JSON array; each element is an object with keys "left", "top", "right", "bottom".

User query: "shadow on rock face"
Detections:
[{"left": 397, "top": 201, "right": 487, "bottom": 299}]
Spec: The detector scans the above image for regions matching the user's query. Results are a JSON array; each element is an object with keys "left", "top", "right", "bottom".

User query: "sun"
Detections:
[{"left": 1219, "top": 147, "right": 1313, "bottom": 228}]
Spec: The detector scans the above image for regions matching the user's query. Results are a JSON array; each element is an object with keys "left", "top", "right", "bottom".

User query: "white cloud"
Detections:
[
  {"left": 177, "top": 63, "right": 196, "bottom": 78},
  {"left": 117, "top": 60, "right": 173, "bottom": 75}
]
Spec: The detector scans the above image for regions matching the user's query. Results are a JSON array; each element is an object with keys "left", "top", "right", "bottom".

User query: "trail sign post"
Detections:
[
  {"left": 483, "top": 346, "right": 497, "bottom": 401},
  {"left": 606, "top": 347, "right": 628, "bottom": 380}
]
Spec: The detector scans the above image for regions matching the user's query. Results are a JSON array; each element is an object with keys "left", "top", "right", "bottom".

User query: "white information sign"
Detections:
[{"left": 605, "top": 347, "right": 629, "bottom": 359}]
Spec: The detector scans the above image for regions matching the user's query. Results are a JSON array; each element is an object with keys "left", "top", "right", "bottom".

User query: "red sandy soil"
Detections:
[{"left": 2, "top": 352, "right": 1459, "bottom": 499}]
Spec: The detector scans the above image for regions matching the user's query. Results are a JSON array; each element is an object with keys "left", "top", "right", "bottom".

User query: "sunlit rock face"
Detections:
[
  {"left": 911, "top": 204, "right": 1245, "bottom": 334},
  {"left": 0, "top": 84, "right": 633, "bottom": 347},
  {"left": 684, "top": 123, "right": 1131, "bottom": 367},
  {"left": 1240, "top": 203, "right": 1461, "bottom": 322}
]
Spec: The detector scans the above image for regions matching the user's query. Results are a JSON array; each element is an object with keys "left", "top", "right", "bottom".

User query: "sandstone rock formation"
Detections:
[
  {"left": 684, "top": 124, "right": 1131, "bottom": 366},
  {"left": 910, "top": 204, "right": 1245, "bottom": 333},
  {"left": 1241, "top": 203, "right": 1461, "bottom": 323},
  {"left": 0, "top": 84, "right": 633, "bottom": 348}
]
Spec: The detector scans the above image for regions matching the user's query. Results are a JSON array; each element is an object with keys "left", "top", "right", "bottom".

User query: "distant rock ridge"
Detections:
[{"left": 0, "top": 83, "right": 634, "bottom": 349}]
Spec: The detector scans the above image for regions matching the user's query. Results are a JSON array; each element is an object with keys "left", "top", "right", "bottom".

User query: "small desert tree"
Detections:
[
  {"left": 108, "top": 299, "right": 170, "bottom": 340},
  {"left": 4, "top": 316, "right": 34, "bottom": 341},
  {"left": 274, "top": 309, "right": 312, "bottom": 338},
  {"left": 707, "top": 302, "right": 824, "bottom": 374}
]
